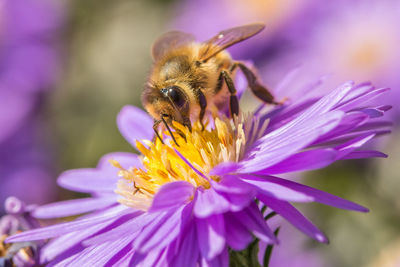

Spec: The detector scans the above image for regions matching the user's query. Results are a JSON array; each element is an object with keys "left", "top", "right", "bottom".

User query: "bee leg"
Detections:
[
  {"left": 197, "top": 89, "right": 207, "bottom": 131},
  {"left": 221, "top": 70, "right": 239, "bottom": 117},
  {"left": 235, "top": 62, "right": 279, "bottom": 105},
  {"left": 161, "top": 115, "right": 180, "bottom": 147},
  {"left": 153, "top": 120, "right": 164, "bottom": 144}
]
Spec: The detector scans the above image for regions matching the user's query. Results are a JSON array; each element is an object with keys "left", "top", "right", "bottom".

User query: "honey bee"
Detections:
[{"left": 142, "top": 23, "right": 278, "bottom": 144}]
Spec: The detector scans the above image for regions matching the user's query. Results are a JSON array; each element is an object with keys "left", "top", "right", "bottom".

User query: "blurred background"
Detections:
[{"left": 0, "top": 0, "right": 399, "bottom": 266}]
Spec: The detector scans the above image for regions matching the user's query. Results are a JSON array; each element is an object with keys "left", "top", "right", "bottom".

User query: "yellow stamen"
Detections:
[{"left": 113, "top": 113, "right": 268, "bottom": 211}]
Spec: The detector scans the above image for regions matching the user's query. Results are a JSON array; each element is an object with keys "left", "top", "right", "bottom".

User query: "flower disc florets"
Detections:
[{"left": 114, "top": 114, "right": 267, "bottom": 211}]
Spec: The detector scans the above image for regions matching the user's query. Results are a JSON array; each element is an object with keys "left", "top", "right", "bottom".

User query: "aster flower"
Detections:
[
  {"left": 0, "top": 0, "right": 63, "bottom": 208},
  {"left": 6, "top": 79, "right": 390, "bottom": 266},
  {"left": 1, "top": 197, "right": 43, "bottom": 266}
]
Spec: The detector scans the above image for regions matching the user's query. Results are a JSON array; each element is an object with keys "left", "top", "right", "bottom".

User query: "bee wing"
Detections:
[
  {"left": 152, "top": 31, "right": 195, "bottom": 61},
  {"left": 199, "top": 23, "right": 265, "bottom": 62}
]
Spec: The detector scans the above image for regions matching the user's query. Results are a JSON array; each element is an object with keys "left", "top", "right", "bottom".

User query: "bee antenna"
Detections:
[{"left": 161, "top": 115, "right": 180, "bottom": 147}]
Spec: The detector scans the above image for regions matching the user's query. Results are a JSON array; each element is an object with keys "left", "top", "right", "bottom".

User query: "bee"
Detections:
[{"left": 142, "top": 23, "right": 278, "bottom": 144}]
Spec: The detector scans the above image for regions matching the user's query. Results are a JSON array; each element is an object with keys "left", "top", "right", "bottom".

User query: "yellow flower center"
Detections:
[{"left": 113, "top": 113, "right": 267, "bottom": 211}]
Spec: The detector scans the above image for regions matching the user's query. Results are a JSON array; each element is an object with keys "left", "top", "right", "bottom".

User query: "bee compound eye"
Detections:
[{"left": 168, "top": 86, "right": 185, "bottom": 108}]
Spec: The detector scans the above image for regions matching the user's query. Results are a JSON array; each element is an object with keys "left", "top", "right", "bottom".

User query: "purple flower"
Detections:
[
  {"left": 6, "top": 79, "right": 390, "bottom": 266},
  {"left": 261, "top": 0, "right": 400, "bottom": 120},
  {"left": 1, "top": 197, "right": 43, "bottom": 266},
  {"left": 170, "top": 0, "right": 320, "bottom": 60},
  {"left": 0, "top": 0, "right": 63, "bottom": 208}
]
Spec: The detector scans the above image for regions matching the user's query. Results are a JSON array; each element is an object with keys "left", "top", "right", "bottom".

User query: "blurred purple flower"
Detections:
[
  {"left": 0, "top": 0, "right": 63, "bottom": 209},
  {"left": 0, "top": 197, "right": 43, "bottom": 266},
  {"left": 170, "top": 0, "right": 321, "bottom": 61},
  {"left": 5, "top": 78, "right": 391, "bottom": 266},
  {"left": 261, "top": 0, "right": 400, "bottom": 120}
]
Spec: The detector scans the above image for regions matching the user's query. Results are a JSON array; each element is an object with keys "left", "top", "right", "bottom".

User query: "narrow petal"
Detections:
[
  {"left": 240, "top": 111, "right": 343, "bottom": 173},
  {"left": 83, "top": 214, "right": 155, "bottom": 246},
  {"left": 259, "top": 149, "right": 337, "bottom": 174},
  {"left": 6, "top": 206, "right": 132, "bottom": 242},
  {"left": 196, "top": 214, "right": 225, "bottom": 260},
  {"left": 194, "top": 189, "right": 230, "bottom": 218},
  {"left": 67, "top": 236, "right": 133, "bottom": 267},
  {"left": 134, "top": 203, "right": 191, "bottom": 253},
  {"left": 252, "top": 175, "right": 368, "bottom": 212},
  {"left": 356, "top": 105, "right": 392, "bottom": 118},
  {"left": 211, "top": 177, "right": 256, "bottom": 212},
  {"left": 150, "top": 181, "right": 194, "bottom": 212},
  {"left": 32, "top": 196, "right": 117, "bottom": 219},
  {"left": 258, "top": 195, "right": 328, "bottom": 243},
  {"left": 224, "top": 213, "right": 252, "bottom": 250},
  {"left": 212, "top": 175, "right": 254, "bottom": 195},
  {"left": 240, "top": 174, "right": 314, "bottom": 202},
  {"left": 231, "top": 203, "right": 277, "bottom": 244},
  {"left": 201, "top": 248, "right": 229, "bottom": 267},
  {"left": 335, "top": 133, "right": 375, "bottom": 160},
  {"left": 117, "top": 105, "right": 154, "bottom": 147},
  {"left": 57, "top": 169, "right": 116, "bottom": 193},
  {"left": 342, "top": 150, "right": 387, "bottom": 159},
  {"left": 209, "top": 162, "right": 240, "bottom": 176},
  {"left": 312, "top": 112, "right": 368, "bottom": 145},
  {"left": 40, "top": 223, "right": 108, "bottom": 263},
  {"left": 98, "top": 152, "right": 142, "bottom": 171},
  {"left": 336, "top": 87, "right": 390, "bottom": 111},
  {"left": 171, "top": 225, "right": 199, "bottom": 267}
]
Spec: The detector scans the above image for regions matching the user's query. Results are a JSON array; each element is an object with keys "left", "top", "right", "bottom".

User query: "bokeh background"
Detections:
[{"left": 0, "top": 0, "right": 399, "bottom": 266}]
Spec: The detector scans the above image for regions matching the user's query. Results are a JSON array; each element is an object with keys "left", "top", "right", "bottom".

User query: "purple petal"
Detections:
[
  {"left": 97, "top": 152, "right": 142, "bottom": 171},
  {"left": 259, "top": 149, "right": 337, "bottom": 174},
  {"left": 174, "top": 148, "right": 209, "bottom": 181},
  {"left": 224, "top": 213, "right": 252, "bottom": 250},
  {"left": 57, "top": 168, "right": 117, "bottom": 193},
  {"left": 40, "top": 223, "right": 107, "bottom": 263},
  {"left": 336, "top": 87, "right": 390, "bottom": 111},
  {"left": 210, "top": 177, "right": 256, "bottom": 212},
  {"left": 231, "top": 203, "right": 277, "bottom": 244},
  {"left": 265, "top": 98, "right": 319, "bottom": 133},
  {"left": 32, "top": 196, "right": 117, "bottom": 219},
  {"left": 83, "top": 214, "right": 155, "bottom": 246},
  {"left": 239, "top": 111, "right": 343, "bottom": 173},
  {"left": 312, "top": 112, "right": 368, "bottom": 145},
  {"left": 258, "top": 195, "right": 328, "bottom": 243},
  {"left": 304, "top": 81, "right": 354, "bottom": 114},
  {"left": 209, "top": 162, "right": 240, "bottom": 176},
  {"left": 67, "top": 236, "right": 134, "bottom": 267},
  {"left": 252, "top": 175, "right": 368, "bottom": 212},
  {"left": 342, "top": 150, "right": 388, "bottom": 159},
  {"left": 219, "top": 191, "right": 255, "bottom": 212},
  {"left": 171, "top": 225, "right": 199, "bottom": 267},
  {"left": 6, "top": 206, "right": 132, "bottom": 242},
  {"left": 352, "top": 120, "right": 392, "bottom": 132},
  {"left": 240, "top": 174, "right": 314, "bottom": 202},
  {"left": 357, "top": 105, "right": 392, "bottom": 118},
  {"left": 335, "top": 133, "right": 376, "bottom": 160},
  {"left": 196, "top": 214, "right": 225, "bottom": 260},
  {"left": 150, "top": 181, "right": 194, "bottom": 212},
  {"left": 201, "top": 248, "right": 229, "bottom": 267},
  {"left": 194, "top": 188, "right": 230, "bottom": 218},
  {"left": 333, "top": 82, "right": 373, "bottom": 109},
  {"left": 112, "top": 249, "right": 135, "bottom": 267},
  {"left": 133, "top": 204, "right": 192, "bottom": 253},
  {"left": 117, "top": 105, "right": 154, "bottom": 147},
  {"left": 212, "top": 175, "right": 254, "bottom": 195}
]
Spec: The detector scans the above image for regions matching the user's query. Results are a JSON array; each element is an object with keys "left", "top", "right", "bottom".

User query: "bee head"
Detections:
[{"left": 159, "top": 85, "right": 191, "bottom": 128}]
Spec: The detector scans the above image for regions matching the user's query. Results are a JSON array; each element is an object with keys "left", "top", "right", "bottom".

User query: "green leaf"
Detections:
[
  {"left": 263, "top": 227, "right": 281, "bottom": 267},
  {"left": 229, "top": 238, "right": 261, "bottom": 267},
  {"left": 264, "top": 211, "right": 277, "bottom": 221}
]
